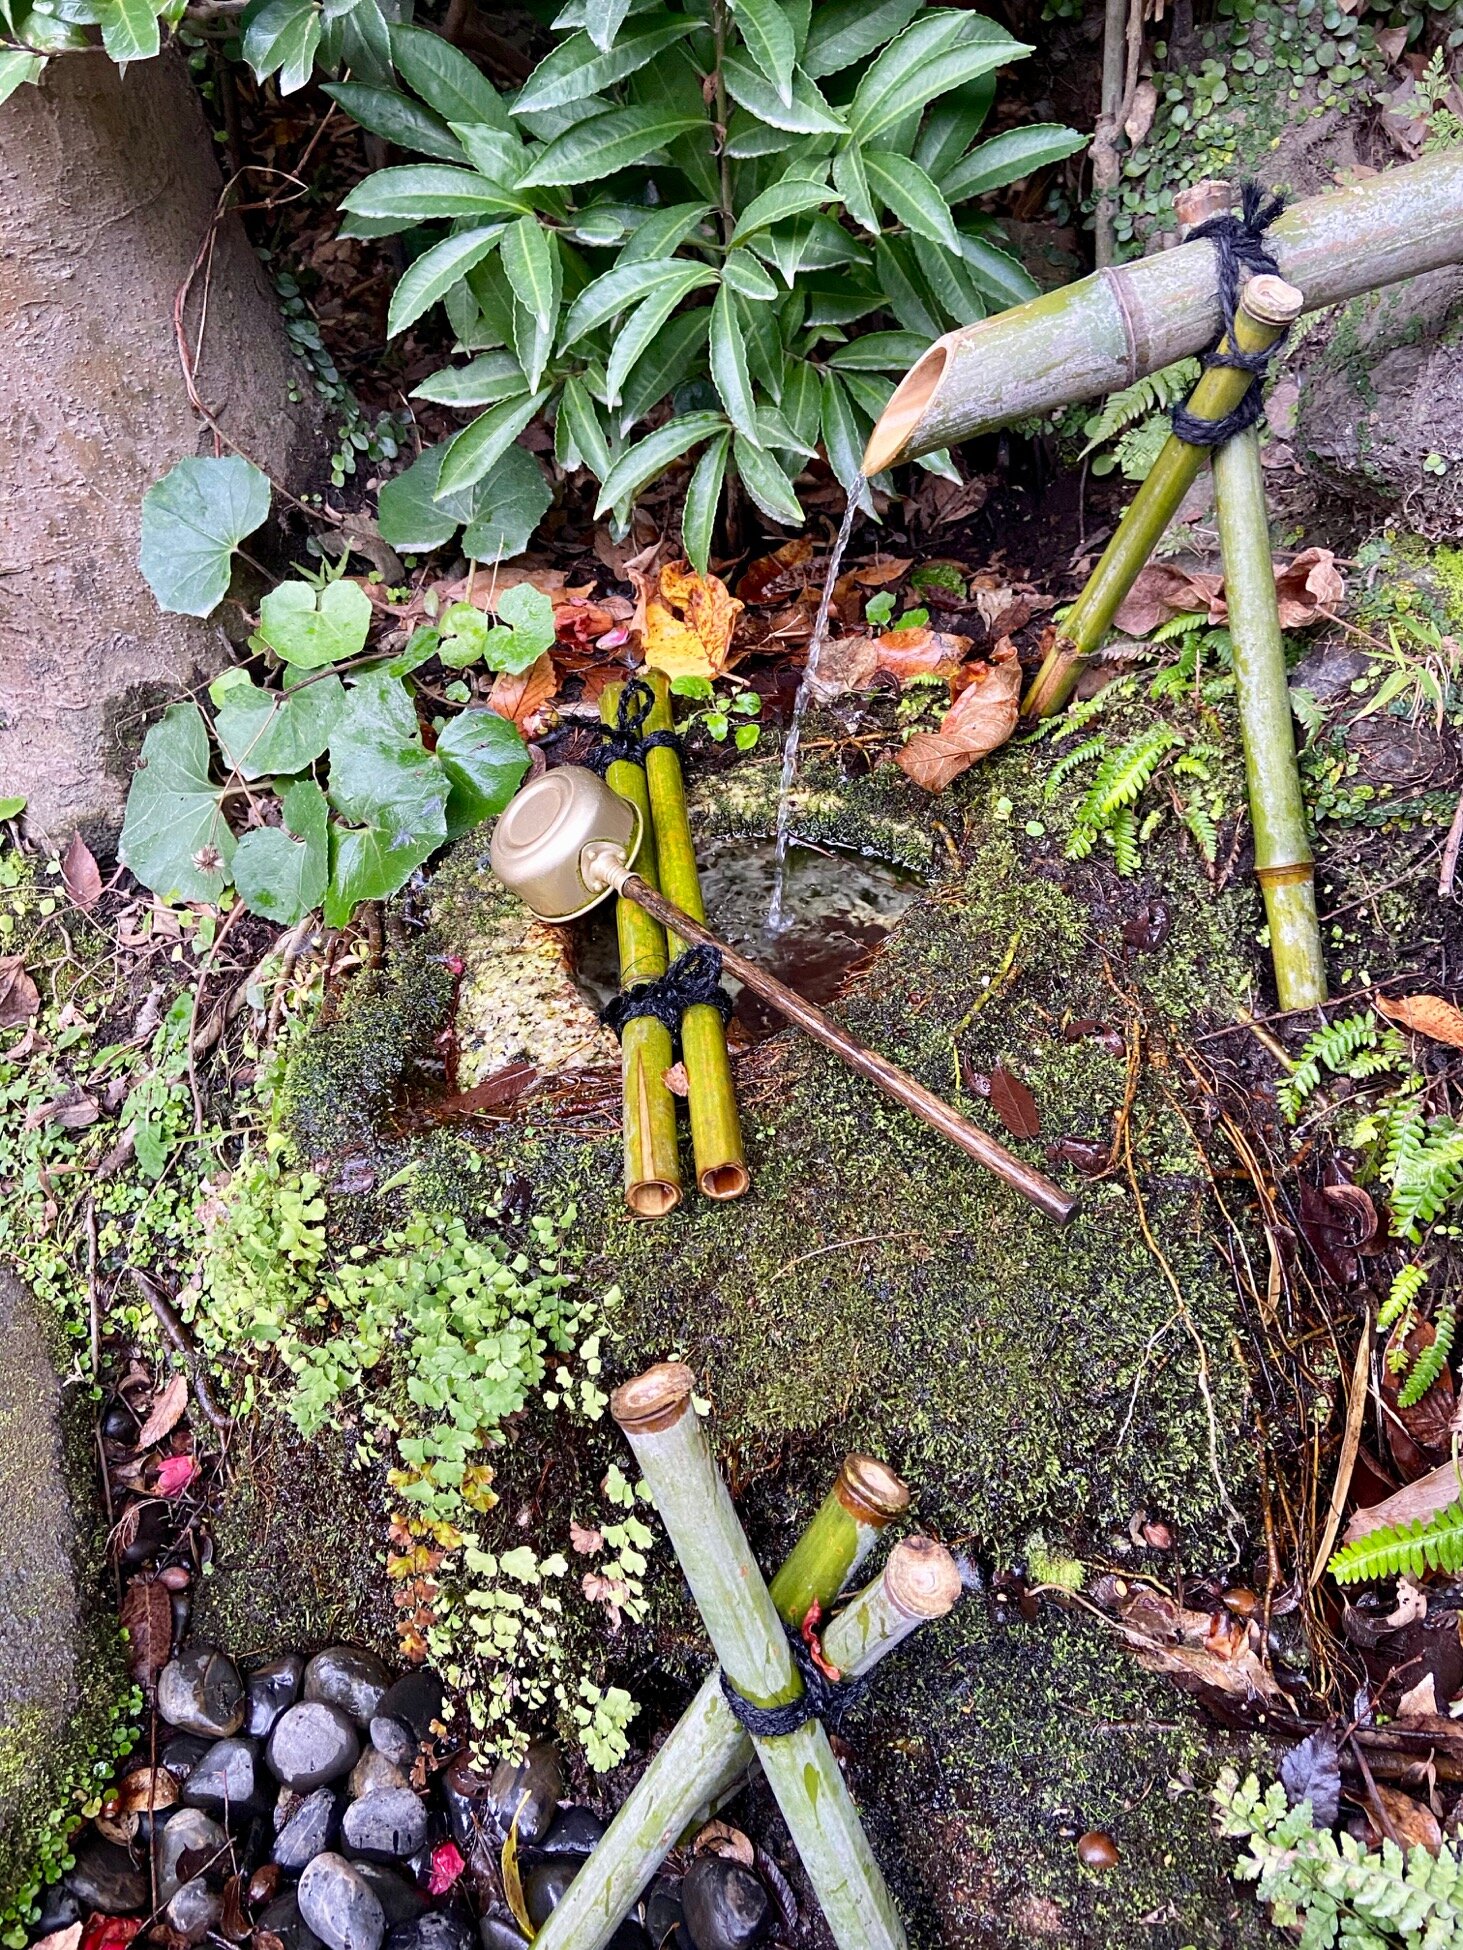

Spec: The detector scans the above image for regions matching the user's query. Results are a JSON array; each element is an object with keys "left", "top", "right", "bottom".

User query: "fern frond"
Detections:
[
  {"left": 1180, "top": 797, "right": 1218, "bottom": 862},
  {"left": 1389, "top": 1123, "right": 1463, "bottom": 1241},
  {"left": 1080, "top": 358, "right": 1201, "bottom": 454},
  {"left": 1398, "top": 1303, "right": 1457, "bottom": 1408},
  {"left": 1328, "top": 1496, "right": 1463, "bottom": 1584},
  {"left": 1138, "top": 805, "right": 1165, "bottom": 843},
  {"left": 1113, "top": 414, "right": 1173, "bottom": 483},
  {"left": 1150, "top": 610, "right": 1209, "bottom": 643},
  {"left": 1090, "top": 725, "right": 1183, "bottom": 821},
  {"left": 1279, "top": 1013, "right": 1383, "bottom": 1122},
  {"left": 1109, "top": 806, "right": 1140, "bottom": 875},
  {"left": 1044, "top": 735, "right": 1106, "bottom": 800},
  {"left": 1379, "top": 1262, "right": 1427, "bottom": 1330}
]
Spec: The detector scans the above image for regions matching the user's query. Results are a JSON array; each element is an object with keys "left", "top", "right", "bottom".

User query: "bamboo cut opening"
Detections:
[
  {"left": 885, "top": 1536, "right": 963, "bottom": 1619},
  {"left": 700, "top": 1161, "right": 750, "bottom": 1199},
  {"left": 627, "top": 1178, "right": 682, "bottom": 1218},
  {"left": 612, "top": 1361, "right": 696, "bottom": 1432},
  {"left": 863, "top": 341, "right": 948, "bottom": 474}
]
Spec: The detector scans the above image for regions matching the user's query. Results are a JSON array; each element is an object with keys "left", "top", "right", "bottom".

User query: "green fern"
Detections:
[
  {"left": 1027, "top": 673, "right": 1138, "bottom": 744},
  {"left": 1111, "top": 414, "right": 1174, "bottom": 483},
  {"left": 1108, "top": 806, "right": 1140, "bottom": 875},
  {"left": 1328, "top": 1496, "right": 1463, "bottom": 1584},
  {"left": 1043, "top": 735, "right": 1106, "bottom": 801},
  {"left": 1138, "top": 804, "right": 1165, "bottom": 844},
  {"left": 1150, "top": 609, "right": 1210, "bottom": 644},
  {"left": 1382, "top": 1110, "right": 1463, "bottom": 1241},
  {"left": 1279, "top": 1012, "right": 1388, "bottom": 1123},
  {"left": 1379, "top": 1261, "right": 1428, "bottom": 1331},
  {"left": 1180, "top": 797, "right": 1218, "bottom": 862},
  {"left": 1077, "top": 724, "right": 1183, "bottom": 825},
  {"left": 1081, "top": 358, "right": 1202, "bottom": 459},
  {"left": 1397, "top": 1303, "right": 1457, "bottom": 1408}
]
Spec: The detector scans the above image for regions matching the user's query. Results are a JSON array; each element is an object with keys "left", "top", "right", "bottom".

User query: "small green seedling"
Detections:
[{"left": 669, "top": 674, "right": 762, "bottom": 750}]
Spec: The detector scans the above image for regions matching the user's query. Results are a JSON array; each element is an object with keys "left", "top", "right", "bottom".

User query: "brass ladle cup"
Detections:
[{"left": 490, "top": 766, "right": 1078, "bottom": 1224}]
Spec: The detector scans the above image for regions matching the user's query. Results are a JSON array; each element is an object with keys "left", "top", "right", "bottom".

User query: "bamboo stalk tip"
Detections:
[
  {"left": 884, "top": 1536, "right": 963, "bottom": 1620},
  {"left": 863, "top": 341, "right": 949, "bottom": 474},
  {"left": 1241, "top": 273, "right": 1304, "bottom": 328},
  {"left": 837, "top": 1455, "right": 911, "bottom": 1525},
  {"left": 1173, "top": 178, "right": 1233, "bottom": 235},
  {"left": 611, "top": 1362, "right": 697, "bottom": 1434},
  {"left": 699, "top": 1162, "right": 751, "bottom": 1201}
]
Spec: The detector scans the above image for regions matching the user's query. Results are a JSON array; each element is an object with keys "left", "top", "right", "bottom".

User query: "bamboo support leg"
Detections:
[
  {"left": 642, "top": 671, "right": 749, "bottom": 1200},
  {"left": 1211, "top": 428, "right": 1328, "bottom": 1011},
  {"left": 532, "top": 1456, "right": 913, "bottom": 1950},
  {"left": 612, "top": 1366, "right": 908, "bottom": 1950},
  {"left": 601, "top": 685, "right": 681, "bottom": 1216}
]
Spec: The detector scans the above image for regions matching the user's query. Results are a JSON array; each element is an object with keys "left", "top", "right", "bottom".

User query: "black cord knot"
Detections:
[
  {"left": 1169, "top": 181, "right": 1289, "bottom": 449},
  {"left": 719, "top": 1621, "right": 872, "bottom": 1738},
  {"left": 588, "top": 675, "right": 682, "bottom": 774},
  {"left": 601, "top": 945, "right": 734, "bottom": 1045}
]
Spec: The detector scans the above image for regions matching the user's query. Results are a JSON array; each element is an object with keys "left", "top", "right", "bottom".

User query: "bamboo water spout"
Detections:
[{"left": 862, "top": 153, "right": 1463, "bottom": 474}]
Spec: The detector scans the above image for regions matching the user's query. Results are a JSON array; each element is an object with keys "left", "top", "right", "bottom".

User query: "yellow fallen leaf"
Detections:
[{"left": 642, "top": 559, "right": 743, "bottom": 680}]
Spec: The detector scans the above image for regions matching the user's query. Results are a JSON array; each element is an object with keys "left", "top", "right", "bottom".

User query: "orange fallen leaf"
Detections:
[
  {"left": 1364, "top": 1784, "right": 1443, "bottom": 1856},
  {"left": 896, "top": 641, "right": 1022, "bottom": 791},
  {"left": 487, "top": 652, "right": 558, "bottom": 730},
  {"left": 642, "top": 560, "right": 743, "bottom": 681},
  {"left": 135, "top": 1372, "right": 188, "bottom": 1449},
  {"left": 1377, "top": 992, "right": 1463, "bottom": 1049},
  {"left": 874, "top": 626, "right": 970, "bottom": 685},
  {"left": 736, "top": 538, "right": 813, "bottom": 605}
]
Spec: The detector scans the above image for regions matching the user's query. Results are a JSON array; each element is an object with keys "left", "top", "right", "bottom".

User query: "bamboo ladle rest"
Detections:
[{"left": 489, "top": 765, "right": 1079, "bottom": 1224}]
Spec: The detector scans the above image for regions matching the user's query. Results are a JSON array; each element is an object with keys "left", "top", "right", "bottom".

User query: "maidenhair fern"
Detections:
[
  {"left": 1328, "top": 1497, "right": 1463, "bottom": 1585},
  {"left": 1398, "top": 1304, "right": 1457, "bottom": 1408}
]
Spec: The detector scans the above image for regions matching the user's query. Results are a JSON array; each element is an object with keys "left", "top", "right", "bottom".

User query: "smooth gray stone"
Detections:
[
  {"left": 258, "top": 1888, "right": 325, "bottom": 1950},
  {"left": 341, "top": 1786, "right": 428, "bottom": 1860},
  {"left": 304, "top": 1647, "right": 392, "bottom": 1728},
  {"left": 165, "top": 1878, "right": 223, "bottom": 1943},
  {"left": 157, "top": 1807, "right": 229, "bottom": 1902},
  {"left": 352, "top": 1861, "right": 428, "bottom": 1927},
  {"left": 158, "top": 1644, "right": 246, "bottom": 1739},
  {"left": 681, "top": 1857, "right": 770, "bottom": 1950},
  {"left": 386, "top": 1914, "right": 469, "bottom": 1950},
  {"left": 64, "top": 1835, "right": 148, "bottom": 1915},
  {"left": 349, "top": 1746, "right": 408, "bottom": 1800},
  {"left": 644, "top": 1881, "right": 684, "bottom": 1947},
  {"left": 369, "top": 1672, "right": 442, "bottom": 1764},
  {"left": 246, "top": 1654, "right": 305, "bottom": 1738},
  {"left": 274, "top": 1787, "right": 339, "bottom": 1870},
  {"left": 439, "top": 1757, "right": 490, "bottom": 1852},
  {"left": 486, "top": 1740, "right": 561, "bottom": 1846},
  {"left": 298, "top": 1851, "right": 386, "bottom": 1950},
  {"left": 538, "top": 1804, "right": 605, "bottom": 1860},
  {"left": 478, "top": 1913, "right": 530, "bottom": 1950},
  {"left": 269, "top": 1701, "right": 361, "bottom": 1790},
  {"left": 160, "top": 1732, "right": 212, "bottom": 1783},
  {"left": 524, "top": 1859, "right": 577, "bottom": 1930},
  {"left": 182, "top": 1735, "right": 261, "bottom": 1813}
]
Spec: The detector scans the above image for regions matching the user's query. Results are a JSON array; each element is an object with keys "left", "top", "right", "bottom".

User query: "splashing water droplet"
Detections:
[{"left": 767, "top": 481, "right": 863, "bottom": 934}]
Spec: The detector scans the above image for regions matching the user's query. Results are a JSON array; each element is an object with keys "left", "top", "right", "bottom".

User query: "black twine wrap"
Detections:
[
  {"left": 719, "top": 1622, "right": 872, "bottom": 1738},
  {"left": 1169, "top": 182, "right": 1289, "bottom": 449},
  {"left": 588, "top": 675, "right": 681, "bottom": 775},
  {"left": 601, "top": 944, "right": 734, "bottom": 1045}
]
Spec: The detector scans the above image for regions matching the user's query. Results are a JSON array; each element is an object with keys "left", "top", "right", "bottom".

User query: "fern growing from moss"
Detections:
[
  {"left": 1388, "top": 1120, "right": 1463, "bottom": 1242},
  {"left": 1397, "top": 1304, "right": 1457, "bottom": 1408},
  {"left": 1278, "top": 1012, "right": 1407, "bottom": 1123},
  {"left": 1328, "top": 1496, "right": 1463, "bottom": 1584}
]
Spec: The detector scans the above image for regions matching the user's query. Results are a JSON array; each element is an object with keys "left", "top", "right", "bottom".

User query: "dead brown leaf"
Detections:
[
  {"left": 1397, "top": 1672, "right": 1440, "bottom": 1721},
  {"left": 135, "top": 1372, "right": 188, "bottom": 1450},
  {"left": 1112, "top": 564, "right": 1223, "bottom": 637},
  {"left": 736, "top": 539, "right": 814, "bottom": 606},
  {"left": 661, "top": 1062, "right": 689, "bottom": 1097},
  {"left": 874, "top": 626, "right": 971, "bottom": 685},
  {"left": 1378, "top": 993, "right": 1463, "bottom": 1050},
  {"left": 1124, "top": 78, "right": 1158, "bottom": 146},
  {"left": 1364, "top": 1784, "right": 1443, "bottom": 1855},
  {"left": 1272, "top": 548, "right": 1346, "bottom": 628},
  {"left": 569, "top": 1521, "right": 603, "bottom": 1555},
  {"left": 487, "top": 653, "right": 558, "bottom": 731},
  {"left": 1382, "top": 1315, "right": 1456, "bottom": 1468},
  {"left": 61, "top": 831, "right": 102, "bottom": 908},
  {"left": 0, "top": 956, "right": 39, "bottom": 1029},
  {"left": 895, "top": 641, "right": 1021, "bottom": 791},
  {"left": 990, "top": 1064, "right": 1040, "bottom": 1139},
  {"left": 119, "top": 1577, "right": 173, "bottom": 1685},
  {"left": 642, "top": 561, "right": 743, "bottom": 681},
  {"left": 112, "top": 1765, "right": 179, "bottom": 1815},
  {"left": 694, "top": 1821, "right": 756, "bottom": 1868},
  {"left": 32, "top": 1926, "right": 82, "bottom": 1950}
]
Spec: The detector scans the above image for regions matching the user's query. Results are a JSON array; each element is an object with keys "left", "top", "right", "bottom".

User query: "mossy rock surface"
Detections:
[
  {"left": 0, "top": 1272, "right": 126, "bottom": 1929},
  {"left": 271, "top": 725, "right": 1280, "bottom": 1946}
]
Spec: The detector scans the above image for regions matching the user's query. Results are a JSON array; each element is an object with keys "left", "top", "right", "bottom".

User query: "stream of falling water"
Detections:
[{"left": 766, "top": 481, "right": 862, "bottom": 933}]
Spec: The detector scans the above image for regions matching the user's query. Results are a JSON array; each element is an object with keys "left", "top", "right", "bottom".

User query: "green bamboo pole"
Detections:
[
  {"left": 1211, "top": 423, "right": 1328, "bottom": 1011},
  {"left": 641, "top": 670, "right": 749, "bottom": 1201},
  {"left": 1022, "top": 274, "right": 1304, "bottom": 718},
  {"left": 862, "top": 153, "right": 1463, "bottom": 472},
  {"left": 600, "top": 684, "right": 681, "bottom": 1217},
  {"left": 612, "top": 1365, "right": 908, "bottom": 1950},
  {"left": 532, "top": 1456, "right": 914, "bottom": 1950}
]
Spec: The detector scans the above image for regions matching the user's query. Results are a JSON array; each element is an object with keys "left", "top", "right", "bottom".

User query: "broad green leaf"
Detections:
[
  {"left": 325, "top": 816, "right": 440, "bottom": 927},
  {"left": 139, "top": 455, "right": 271, "bottom": 618},
  {"left": 756, "top": 401, "right": 813, "bottom": 456},
  {"left": 339, "top": 0, "right": 393, "bottom": 90},
  {"left": 582, "top": 0, "right": 633, "bottom": 52},
  {"left": 94, "top": 0, "right": 159, "bottom": 63},
  {"left": 831, "top": 143, "right": 879, "bottom": 234},
  {"left": 720, "top": 249, "right": 779, "bottom": 302},
  {"left": 940, "top": 123, "right": 1085, "bottom": 202},
  {"left": 819, "top": 369, "right": 868, "bottom": 496},
  {"left": 341, "top": 165, "right": 524, "bottom": 223},
  {"left": 258, "top": 578, "right": 373, "bottom": 670},
  {"left": 839, "top": 369, "right": 895, "bottom": 423},
  {"left": 848, "top": 16, "right": 1028, "bottom": 144},
  {"left": 615, "top": 199, "right": 713, "bottom": 265},
  {"left": 436, "top": 389, "right": 550, "bottom": 499},
  {"left": 449, "top": 122, "right": 531, "bottom": 195},
  {"left": 519, "top": 104, "right": 705, "bottom": 187},
  {"left": 327, "top": 669, "right": 450, "bottom": 836},
  {"left": 377, "top": 441, "right": 503, "bottom": 551},
  {"left": 388, "top": 223, "right": 507, "bottom": 337},
  {"left": 460, "top": 446, "right": 553, "bottom": 560},
  {"left": 514, "top": 14, "right": 695, "bottom": 113},
  {"left": 616, "top": 305, "right": 710, "bottom": 429},
  {"left": 780, "top": 358, "right": 822, "bottom": 450},
  {"left": 118, "top": 704, "right": 235, "bottom": 903},
  {"left": 914, "top": 77, "right": 997, "bottom": 177},
  {"left": 556, "top": 375, "right": 612, "bottom": 478},
  {"left": 863, "top": 149, "right": 958, "bottom": 250},
  {"left": 957, "top": 229, "right": 1039, "bottom": 307},
  {"left": 729, "top": 0, "right": 794, "bottom": 105},
  {"left": 437, "top": 709, "right": 531, "bottom": 839},
  {"left": 802, "top": 0, "right": 919, "bottom": 76},
  {"left": 913, "top": 446, "right": 963, "bottom": 483},
  {"left": 872, "top": 233, "right": 942, "bottom": 339},
  {"left": 232, "top": 779, "right": 328, "bottom": 924},
  {"left": 708, "top": 286, "right": 761, "bottom": 448},
  {"left": 798, "top": 269, "right": 883, "bottom": 326},
  {"left": 211, "top": 669, "right": 345, "bottom": 780},
  {"left": 727, "top": 172, "right": 831, "bottom": 245},
  {"left": 465, "top": 252, "right": 519, "bottom": 346},
  {"left": 323, "top": 82, "right": 466, "bottom": 162},
  {"left": 725, "top": 109, "right": 798, "bottom": 159},
  {"left": 682, "top": 431, "right": 729, "bottom": 576},
  {"left": 595, "top": 411, "right": 727, "bottom": 514},
  {"left": 723, "top": 56, "right": 844, "bottom": 134},
  {"left": 605, "top": 276, "right": 706, "bottom": 408},
  {"left": 911, "top": 229, "right": 984, "bottom": 327},
  {"left": 241, "top": 0, "right": 318, "bottom": 90},
  {"left": 0, "top": 50, "right": 43, "bottom": 105},
  {"left": 732, "top": 435, "right": 803, "bottom": 526},
  {"left": 390, "top": 23, "right": 513, "bottom": 130},
  {"left": 501, "top": 219, "right": 562, "bottom": 351},
  {"left": 827, "top": 330, "right": 929, "bottom": 370},
  {"left": 486, "top": 583, "right": 556, "bottom": 672},
  {"left": 560, "top": 258, "right": 715, "bottom": 349},
  {"left": 740, "top": 295, "right": 784, "bottom": 403},
  {"left": 412, "top": 350, "right": 526, "bottom": 407},
  {"left": 751, "top": 212, "right": 863, "bottom": 286}
]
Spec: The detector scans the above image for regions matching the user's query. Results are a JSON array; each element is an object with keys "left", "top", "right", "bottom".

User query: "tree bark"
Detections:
[{"left": 0, "top": 49, "right": 319, "bottom": 843}]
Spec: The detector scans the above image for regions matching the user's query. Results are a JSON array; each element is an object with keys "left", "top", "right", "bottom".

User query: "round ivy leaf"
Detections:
[
  {"left": 139, "top": 455, "right": 271, "bottom": 618},
  {"left": 258, "top": 578, "right": 373, "bottom": 669}
]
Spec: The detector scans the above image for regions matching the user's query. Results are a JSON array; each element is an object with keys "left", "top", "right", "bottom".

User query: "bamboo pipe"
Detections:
[
  {"left": 862, "top": 153, "right": 1463, "bottom": 473},
  {"left": 641, "top": 671, "right": 749, "bottom": 1200},
  {"left": 612, "top": 1365, "right": 908, "bottom": 1950},
  {"left": 1023, "top": 273, "right": 1303, "bottom": 719},
  {"left": 533, "top": 1455, "right": 915, "bottom": 1950},
  {"left": 579, "top": 843, "right": 1078, "bottom": 1223},
  {"left": 600, "top": 684, "right": 682, "bottom": 1217},
  {"left": 1211, "top": 425, "right": 1328, "bottom": 1010}
]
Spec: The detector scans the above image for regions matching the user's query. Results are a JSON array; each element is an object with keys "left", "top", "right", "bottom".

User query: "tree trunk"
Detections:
[{"left": 0, "top": 49, "right": 319, "bottom": 844}]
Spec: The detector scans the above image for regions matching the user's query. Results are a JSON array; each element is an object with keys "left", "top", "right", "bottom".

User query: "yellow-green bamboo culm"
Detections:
[
  {"left": 1211, "top": 421, "right": 1328, "bottom": 1011},
  {"left": 1023, "top": 273, "right": 1304, "bottom": 718},
  {"left": 600, "top": 684, "right": 681, "bottom": 1217},
  {"left": 641, "top": 670, "right": 749, "bottom": 1200}
]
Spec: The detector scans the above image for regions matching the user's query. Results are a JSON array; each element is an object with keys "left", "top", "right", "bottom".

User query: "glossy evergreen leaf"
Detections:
[
  {"left": 614, "top": 199, "right": 712, "bottom": 264},
  {"left": 411, "top": 350, "right": 527, "bottom": 406},
  {"left": 939, "top": 122, "right": 1085, "bottom": 202},
  {"left": 561, "top": 257, "right": 716, "bottom": 349},
  {"left": 727, "top": 172, "right": 831, "bottom": 245},
  {"left": 437, "top": 389, "right": 550, "bottom": 499},
  {"left": 514, "top": 13, "right": 694, "bottom": 112},
  {"left": 863, "top": 148, "right": 959, "bottom": 249},
  {"left": 518, "top": 103, "right": 704, "bottom": 187},
  {"left": 437, "top": 708, "right": 531, "bottom": 838},
  {"left": 556, "top": 375, "right": 613, "bottom": 478},
  {"left": 913, "top": 76, "right": 997, "bottom": 177},
  {"left": 720, "top": 249, "right": 779, "bottom": 301},
  {"left": 581, "top": 0, "right": 633, "bottom": 52},
  {"left": 723, "top": 55, "right": 844, "bottom": 133},
  {"left": 957, "top": 228, "right": 1040, "bottom": 307},
  {"left": 139, "top": 455, "right": 271, "bottom": 618},
  {"left": 681, "top": 430, "right": 729, "bottom": 576},
  {"left": 324, "top": 818, "right": 440, "bottom": 926},
  {"left": 708, "top": 286, "right": 761, "bottom": 448},
  {"left": 500, "top": 215, "right": 562, "bottom": 336},
  {"left": 826, "top": 329, "right": 929, "bottom": 369},
  {"left": 820, "top": 369, "right": 868, "bottom": 494},
  {"left": 232, "top": 779, "right": 329, "bottom": 923},
  {"left": 801, "top": 0, "right": 919, "bottom": 76},
  {"left": 729, "top": 0, "right": 794, "bottom": 105},
  {"left": 389, "top": 23, "right": 513, "bottom": 130},
  {"left": 326, "top": 668, "right": 450, "bottom": 834},
  {"left": 387, "top": 223, "right": 508, "bottom": 337},
  {"left": 118, "top": 703, "right": 236, "bottom": 903},
  {"left": 831, "top": 142, "right": 879, "bottom": 234},
  {"left": 732, "top": 435, "right": 803, "bottom": 526},
  {"left": 461, "top": 447, "right": 553, "bottom": 560},
  {"left": 211, "top": 669, "right": 346, "bottom": 780},
  {"left": 872, "top": 233, "right": 943, "bottom": 338},
  {"left": 594, "top": 411, "right": 726, "bottom": 514},
  {"left": 241, "top": 0, "right": 318, "bottom": 91},
  {"left": 616, "top": 305, "right": 710, "bottom": 429},
  {"left": 779, "top": 357, "right": 822, "bottom": 450},
  {"left": 324, "top": 82, "right": 466, "bottom": 161},
  {"left": 848, "top": 16, "right": 1027, "bottom": 143},
  {"left": 341, "top": 165, "right": 525, "bottom": 223},
  {"left": 95, "top": 0, "right": 159, "bottom": 63},
  {"left": 258, "top": 578, "right": 373, "bottom": 670},
  {"left": 0, "top": 50, "right": 44, "bottom": 105},
  {"left": 911, "top": 228, "right": 985, "bottom": 326}
]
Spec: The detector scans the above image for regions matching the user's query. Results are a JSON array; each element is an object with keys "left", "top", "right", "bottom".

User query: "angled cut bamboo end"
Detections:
[
  {"left": 862, "top": 340, "right": 950, "bottom": 474},
  {"left": 836, "top": 1455, "right": 911, "bottom": 1526},
  {"left": 884, "top": 1536, "right": 963, "bottom": 1620},
  {"left": 612, "top": 1362, "right": 696, "bottom": 1434}
]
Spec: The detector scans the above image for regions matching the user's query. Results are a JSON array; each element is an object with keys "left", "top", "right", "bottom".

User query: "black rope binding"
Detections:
[
  {"left": 1169, "top": 182, "right": 1288, "bottom": 449},
  {"left": 720, "top": 1621, "right": 873, "bottom": 1738},
  {"left": 587, "top": 674, "right": 681, "bottom": 775},
  {"left": 601, "top": 944, "right": 734, "bottom": 1045}
]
